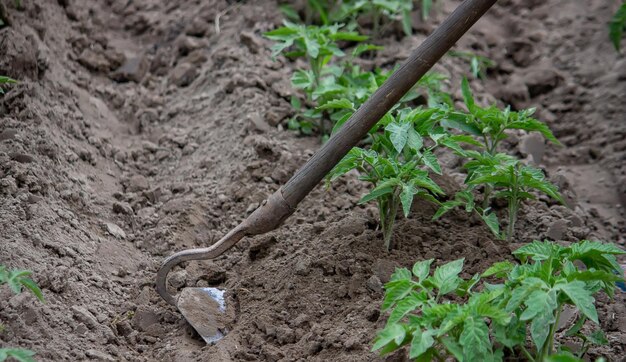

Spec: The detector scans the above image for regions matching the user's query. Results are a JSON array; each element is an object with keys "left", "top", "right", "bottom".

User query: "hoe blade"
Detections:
[{"left": 177, "top": 287, "right": 228, "bottom": 344}]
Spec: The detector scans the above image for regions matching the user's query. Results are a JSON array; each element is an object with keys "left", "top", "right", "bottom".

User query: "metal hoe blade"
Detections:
[{"left": 177, "top": 287, "right": 227, "bottom": 344}]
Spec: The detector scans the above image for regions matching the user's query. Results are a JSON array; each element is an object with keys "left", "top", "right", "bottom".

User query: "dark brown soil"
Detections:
[{"left": 0, "top": 0, "right": 624, "bottom": 361}]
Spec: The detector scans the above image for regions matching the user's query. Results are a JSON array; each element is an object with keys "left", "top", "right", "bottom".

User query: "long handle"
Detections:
[
  {"left": 282, "top": 0, "right": 497, "bottom": 207},
  {"left": 157, "top": 0, "right": 497, "bottom": 306}
]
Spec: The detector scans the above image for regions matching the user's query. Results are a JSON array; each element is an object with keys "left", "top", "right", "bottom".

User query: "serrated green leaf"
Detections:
[
  {"left": 556, "top": 281, "right": 598, "bottom": 324},
  {"left": 385, "top": 122, "right": 411, "bottom": 153},
  {"left": 530, "top": 309, "right": 556, "bottom": 351},
  {"left": 388, "top": 292, "right": 424, "bottom": 325},
  {"left": 0, "top": 348, "right": 36, "bottom": 362},
  {"left": 432, "top": 200, "right": 462, "bottom": 220},
  {"left": 520, "top": 289, "right": 557, "bottom": 321},
  {"left": 406, "top": 128, "right": 423, "bottom": 152},
  {"left": 317, "top": 98, "right": 354, "bottom": 111},
  {"left": 409, "top": 329, "right": 435, "bottom": 359},
  {"left": 421, "top": 149, "right": 441, "bottom": 175},
  {"left": 494, "top": 314, "right": 526, "bottom": 348},
  {"left": 372, "top": 323, "right": 406, "bottom": 351},
  {"left": 390, "top": 267, "right": 412, "bottom": 282},
  {"left": 412, "top": 259, "right": 434, "bottom": 281},
  {"left": 382, "top": 279, "right": 414, "bottom": 311},
  {"left": 291, "top": 70, "right": 314, "bottom": 89},
  {"left": 400, "top": 183, "right": 417, "bottom": 217},
  {"left": 460, "top": 316, "right": 491, "bottom": 360},
  {"left": 482, "top": 261, "right": 514, "bottom": 278},
  {"left": 513, "top": 240, "right": 562, "bottom": 261},
  {"left": 433, "top": 259, "right": 464, "bottom": 296}
]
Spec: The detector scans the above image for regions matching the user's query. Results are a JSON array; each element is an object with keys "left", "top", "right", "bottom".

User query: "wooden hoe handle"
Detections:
[{"left": 157, "top": 0, "right": 498, "bottom": 306}]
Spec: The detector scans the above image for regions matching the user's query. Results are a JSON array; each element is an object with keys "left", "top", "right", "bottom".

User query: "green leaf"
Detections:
[
  {"left": 544, "top": 352, "right": 584, "bottom": 362},
  {"left": 372, "top": 323, "right": 406, "bottom": 351},
  {"left": 556, "top": 281, "right": 598, "bottom": 324},
  {"left": 331, "top": 31, "right": 368, "bottom": 42},
  {"left": 505, "top": 278, "right": 545, "bottom": 312},
  {"left": 385, "top": 122, "right": 411, "bottom": 153},
  {"left": 0, "top": 348, "right": 36, "bottom": 362},
  {"left": 508, "top": 117, "right": 560, "bottom": 145},
  {"left": 520, "top": 289, "right": 557, "bottom": 321},
  {"left": 586, "top": 329, "right": 608, "bottom": 345},
  {"left": 432, "top": 200, "right": 462, "bottom": 220},
  {"left": 412, "top": 259, "right": 434, "bottom": 281},
  {"left": 390, "top": 267, "right": 413, "bottom": 282},
  {"left": 382, "top": 279, "right": 414, "bottom": 311},
  {"left": 359, "top": 184, "right": 394, "bottom": 204},
  {"left": 494, "top": 314, "right": 526, "bottom": 348},
  {"left": 409, "top": 329, "right": 435, "bottom": 359},
  {"left": 317, "top": 98, "right": 354, "bottom": 111},
  {"left": 406, "top": 128, "right": 423, "bottom": 152},
  {"left": 441, "top": 115, "right": 482, "bottom": 136},
  {"left": 530, "top": 309, "right": 557, "bottom": 351},
  {"left": 352, "top": 43, "right": 384, "bottom": 57},
  {"left": 291, "top": 70, "right": 314, "bottom": 89},
  {"left": 564, "top": 316, "right": 585, "bottom": 337},
  {"left": 400, "top": 183, "right": 417, "bottom": 217},
  {"left": 432, "top": 259, "right": 464, "bottom": 296},
  {"left": 482, "top": 261, "right": 514, "bottom": 278},
  {"left": 18, "top": 278, "right": 44, "bottom": 302},
  {"left": 459, "top": 316, "right": 491, "bottom": 360},
  {"left": 421, "top": 149, "right": 441, "bottom": 175},
  {"left": 609, "top": 3, "right": 626, "bottom": 52},
  {"left": 278, "top": 4, "right": 300, "bottom": 22},
  {"left": 513, "top": 239, "right": 562, "bottom": 261},
  {"left": 440, "top": 336, "right": 464, "bottom": 361},
  {"left": 388, "top": 292, "right": 424, "bottom": 325},
  {"left": 480, "top": 211, "right": 500, "bottom": 238},
  {"left": 461, "top": 77, "right": 475, "bottom": 113}
]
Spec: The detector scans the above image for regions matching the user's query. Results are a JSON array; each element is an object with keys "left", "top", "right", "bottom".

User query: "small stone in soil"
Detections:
[{"left": 104, "top": 222, "right": 126, "bottom": 239}]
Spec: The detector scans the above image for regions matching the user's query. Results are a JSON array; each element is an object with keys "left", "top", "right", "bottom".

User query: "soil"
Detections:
[{"left": 1, "top": 0, "right": 625, "bottom": 361}]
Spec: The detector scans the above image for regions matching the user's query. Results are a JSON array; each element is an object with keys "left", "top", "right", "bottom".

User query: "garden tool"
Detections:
[{"left": 156, "top": 0, "right": 498, "bottom": 344}]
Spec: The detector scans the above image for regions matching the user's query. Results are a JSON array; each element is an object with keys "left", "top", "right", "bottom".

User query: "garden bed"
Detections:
[{"left": 0, "top": 0, "right": 624, "bottom": 360}]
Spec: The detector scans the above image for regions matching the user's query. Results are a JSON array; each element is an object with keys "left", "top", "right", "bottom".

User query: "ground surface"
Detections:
[{"left": 0, "top": 0, "right": 625, "bottom": 361}]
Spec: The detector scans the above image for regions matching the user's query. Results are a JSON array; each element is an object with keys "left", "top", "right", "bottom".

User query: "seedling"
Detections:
[
  {"left": 609, "top": 2, "right": 626, "bottom": 52},
  {"left": 435, "top": 78, "right": 562, "bottom": 239},
  {"left": 336, "top": 0, "right": 414, "bottom": 37},
  {"left": 466, "top": 153, "right": 564, "bottom": 241},
  {"left": 279, "top": 0, "right": 340, "bottom": 25},
  {"left": 0, "top": 265, "right": 44, "bottom": 362},
  {"left": 0, "top": 76, "right": 17, "bottom": 94},
  {"left": 373, "top": 240, "right": 625, "bottom": 361},
  {"left": 265, "top": 22, "right": 368, "bottom": 135},
  {"left": 448, "top": 50, "right": 495, "bottom": 79},
  {"left": 327, "top": 108, "right": 474, "bottom": 250}
]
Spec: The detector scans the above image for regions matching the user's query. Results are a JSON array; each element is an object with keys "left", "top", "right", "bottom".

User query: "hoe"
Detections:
[{"left": 157, "top": 0, "right": 498, "bottom": 344}]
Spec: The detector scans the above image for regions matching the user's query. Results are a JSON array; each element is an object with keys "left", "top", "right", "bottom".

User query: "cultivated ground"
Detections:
[{"left": 0, "top": 0, "right": 625, "bottom": 361}]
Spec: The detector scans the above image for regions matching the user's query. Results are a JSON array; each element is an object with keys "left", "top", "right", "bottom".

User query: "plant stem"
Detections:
[
  {"left": 506, "top": 199, "right": 518, "bottom": 242},
  {"left": 506, "top": 167, "right": 519, "bottom": 242},
  {"left": 383, "top": 193, "right": 400, "bottom": 250},
  {"left": 520, "top": 346, "right": 535, "bottom": 362}
]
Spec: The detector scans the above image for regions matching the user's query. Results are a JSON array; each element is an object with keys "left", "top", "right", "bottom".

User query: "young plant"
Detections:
[
  {"left": 0, "top": 265, "right": 44, "bottom": 362},
  {"left": 448, "top": 50, "right": 495, "bottom": 79},
  {"left": 265, "top": 21, "right": 368, "bottom": 135},
  {"left": 336, "top": 0, "right": 414, "bottom": 37},
  {"left": 435, "top": 78, "right": 563, "bottom": 240},
  {"left": 373, "top": 240, "right": 625, "bottom": 361},
  {"left": 279, "top": 0, "right": 340, "bottom": 25},
  {"left": 327, "top": 108, "right": 468, "bottom": 250},
  {"left": 0, "top": 76, "right": 17, "bottom": 94},
  {"left": 609, "top": 2, "right": 626, "bottom": 53}
]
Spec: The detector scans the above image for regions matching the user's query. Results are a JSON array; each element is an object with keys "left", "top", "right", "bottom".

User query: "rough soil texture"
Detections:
[{"left": 0, "top": 0, "right": 625, "bottom": 361}]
